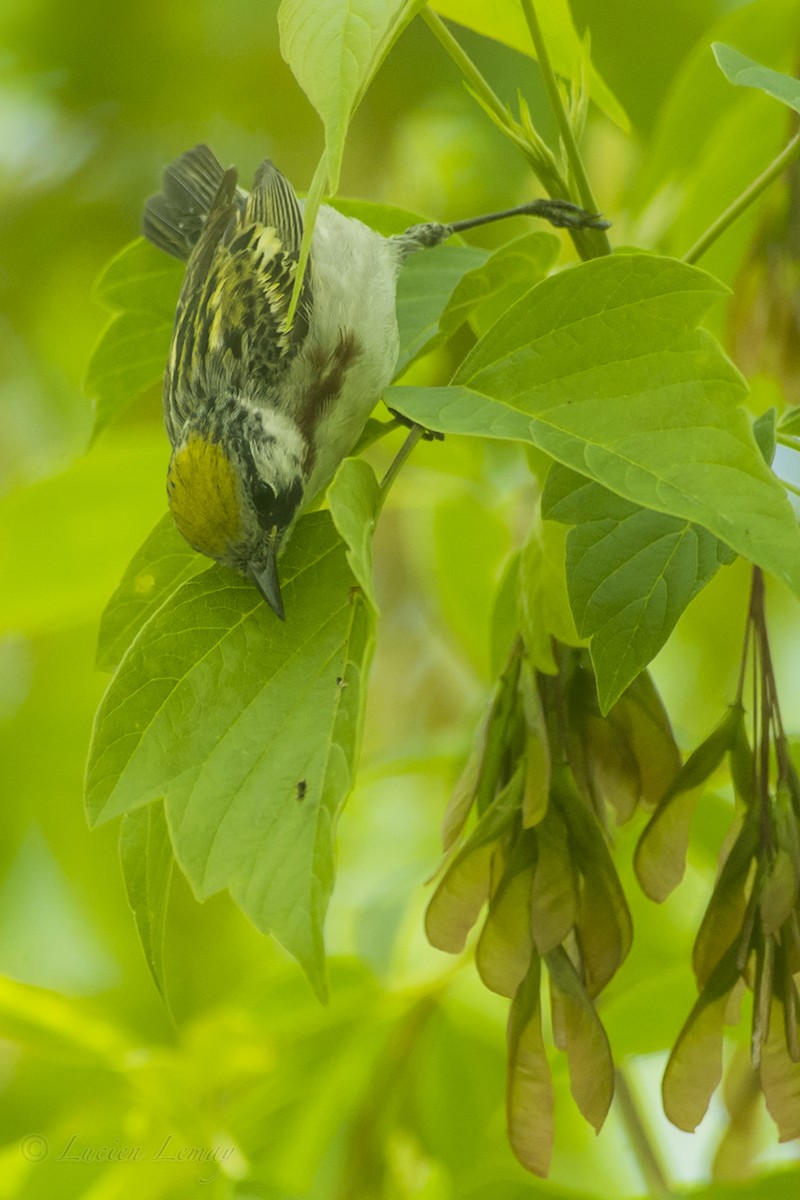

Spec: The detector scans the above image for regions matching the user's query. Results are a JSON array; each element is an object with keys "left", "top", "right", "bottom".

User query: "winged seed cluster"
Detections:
[{"left": 425, "top": 639, "right": 679, "bottom": 1175}]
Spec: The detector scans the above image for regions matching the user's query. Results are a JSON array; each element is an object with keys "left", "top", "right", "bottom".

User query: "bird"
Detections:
[{"left": 143, "top": 144, "right": 608, "bottom": 619}]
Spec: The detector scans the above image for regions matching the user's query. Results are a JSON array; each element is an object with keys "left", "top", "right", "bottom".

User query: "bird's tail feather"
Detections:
[{"left": 143, "top": 144, "right": 227, "bottom": 261}]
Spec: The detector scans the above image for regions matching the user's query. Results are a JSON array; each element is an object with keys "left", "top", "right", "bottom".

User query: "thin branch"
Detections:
[
  {"left": 614, "top": 1068, "right": 673, "bottom": 1198},
  {"left": 377, "top": 424, "right": 424, "bottom": 515},
  {"left": 421, "top": 8, "right": 510, "bottom": 130},
  {"left": 683, "top": 131, "right": 800, "bottom": 265}
]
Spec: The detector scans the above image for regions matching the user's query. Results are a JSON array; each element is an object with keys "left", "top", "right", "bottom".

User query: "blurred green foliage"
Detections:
[{"left": 2, "top": 0, "right": 800, "bottom": 1196}]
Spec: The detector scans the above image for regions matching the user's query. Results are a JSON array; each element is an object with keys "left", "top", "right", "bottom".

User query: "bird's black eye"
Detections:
[
  {"left": 252, "top": 479, "right": 278, "bottom": 526},
  {"left": 251, "top": 477, "right": 304, "bottom": 531}
]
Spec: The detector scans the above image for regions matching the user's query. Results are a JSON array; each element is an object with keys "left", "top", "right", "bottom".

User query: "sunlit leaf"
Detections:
[
  {"left": 93, "top": 237, "right": 183, "bottom": 318},
  {"left": 85, "top": 239, "right": 181, "bottom": 441},
  {"left": 279, "top": 0, "right": 425, "bottom": 188},
  {"left": 506, "top": 957, "right": 553, "bottom": 1177},
  {"left": 439, "top": 232, "right": 558, "bottom": 342},
  {"left": 327, "top": 456, "right": 381, "bottom": 608},
  {"left": 543, "top": 462, "right": 736, "bottom": 712},
  {"left": 430, "top": 0, "right": 629, "bottom": 131},
  {"left": 86, "top": 512, "right": 375, "bottom": 998},
  {"left": 119, "top": 801, "right": 174, "bottom": 1004},
  {"left": 395, "top": 243, "right": 487, "bottom": 374},
  {"left": 518, "top": 513, "right": 581, "bottom": 675},
  {"left": 85, "top": 312, "right": 171, "bottom": 442},
  {"left": 389, "top": 255, "right": 800, "bottom": 599},
  {"left": 96, "top": 513, "right": 208, "bottom": 673},
  {"left": 713, "top": 43, "right": 800, "bottom": 114}
]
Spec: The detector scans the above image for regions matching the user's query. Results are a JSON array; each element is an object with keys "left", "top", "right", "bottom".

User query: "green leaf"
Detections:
[
  {"left": 543, "top": 463, "right": 735, "bottom": 712},
  {"left": 85, "top": 312, "right": 173, "bottom": 442},
  {"left": 389, "top": 255, "right": 800, "bottom": 598},
  {"left": 119, "top": 802, "right": 174, "bottom": 1005},
  {"left": 327, "top": 457, "right": 381, "bottom": 608},
  {"left": 439, "top": 232, "right": 558, "bottom": 342},
  {"left": 86, "top": 511, "right": 375, "bottom": 998},
  {"left": 85, "top": 239, "right": 182, "bottom": 441},
  {"left": 713, "top": 43, "right": 800, "bottom": 114},
  {"left": 518, "top": 513, "right": 581, "bottom": 675},
  {"left": 93, "top": 237, "right": 184, "bottom": 318},
  {"left": 96, "top": 514, "right": 208, "bottom": 673},
  {"left": 278, "top": 0, "right": 424, "bottom": 189},
  {"left": 395, "top": 243, "right": 487, "bottom": 375},
  {"left": 430, "top": 0, "right": 629, "bottom": 132}
]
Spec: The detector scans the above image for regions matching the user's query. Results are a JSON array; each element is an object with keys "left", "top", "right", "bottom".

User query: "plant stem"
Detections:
[
  {"left": 614, "top": 1068, "right": 673, "bottom": 1198},
  {"left": 421, "top": 8, "right": 511, "bottom": 131},
  {"left": 377, "top": 424, "right": 424, "bottom": 514},
  {"left": 422, "top": 6, "right": 606, "bottom": 261},
  {"left": 520, "top": 0, "right": 610, "bottom": 256},
  {"left": 683, "top": 131, "right": 800, "bottom": 265}
]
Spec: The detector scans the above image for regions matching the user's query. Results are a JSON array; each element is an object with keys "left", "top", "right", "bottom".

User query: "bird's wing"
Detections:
[{"left": 164, "top": 161, "right": 312, "bottom": 437}]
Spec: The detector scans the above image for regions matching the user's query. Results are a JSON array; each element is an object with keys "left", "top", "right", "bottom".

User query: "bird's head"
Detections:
[{"left": 166, "top": 408, "right": 307, "bottom": 619}]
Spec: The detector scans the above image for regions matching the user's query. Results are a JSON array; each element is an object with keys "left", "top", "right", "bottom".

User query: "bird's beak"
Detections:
[{"left": 249, "top": 536, "right": 285, "bottom": 620}]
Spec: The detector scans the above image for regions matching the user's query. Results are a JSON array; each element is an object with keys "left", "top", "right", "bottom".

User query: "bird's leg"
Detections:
[{"left": 393, "top": 198, "right": 609, "bottom": 261}]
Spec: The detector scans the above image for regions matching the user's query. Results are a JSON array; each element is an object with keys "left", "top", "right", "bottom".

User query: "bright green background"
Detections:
[{"left": 2, "top": 0, "right": 800, "bottom": 1196}]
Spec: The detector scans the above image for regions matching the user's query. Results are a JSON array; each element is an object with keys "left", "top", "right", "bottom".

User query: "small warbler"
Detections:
[{"left": 144, "top": 144, "right": 607, "bottom": 618}]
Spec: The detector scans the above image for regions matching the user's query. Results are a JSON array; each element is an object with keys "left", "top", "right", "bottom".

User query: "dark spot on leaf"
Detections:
[{"left": 296, "top": 779, "right": 307, "bottom": 801}]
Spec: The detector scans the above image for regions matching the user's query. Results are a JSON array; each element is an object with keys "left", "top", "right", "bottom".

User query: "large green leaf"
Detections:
[
  {"left": 118, "top": 802, "right": 174, "bottom": 1005},
  {"left": 439, "top": 231, "right": 559, "bottom": 342},
  {"left": 85, "top": 239, "right": 181, "bottom": 441},
  {"left": 713, "top": 43, "right": 800, "bottom": 113},
  {"left": 86, "top": 512, "right": 375, "bottom": 998},
  {"left": 327, "top": 456, "right": 381, "bottom": 608},
  {"left": 279, "top": 0, "right": 424, "bottom": 188},
  {"left": 542, "top": 463, "right": 735, "bottom": 712},
  {"left": 395, "top": 243, "right": 487, "bottom": 374},
  {"left": 96, "top": 513, "right": 208, "bottom": 674},
  {"left": 430, "top": 0, "right": 629, "bottom": 131},
  {"left": 388, "top": 253, "right": 800, "bottom": 598}
]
